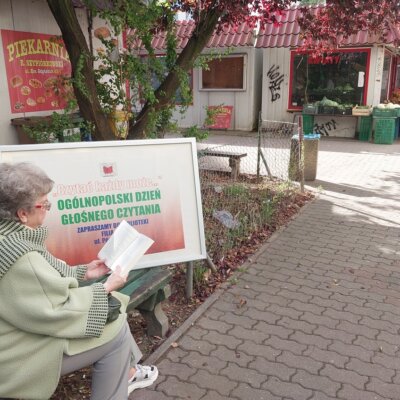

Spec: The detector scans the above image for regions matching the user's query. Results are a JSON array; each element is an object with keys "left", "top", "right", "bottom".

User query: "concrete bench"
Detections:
[{"left": 200, "top": 149, "right": 247, "bottom": 180}]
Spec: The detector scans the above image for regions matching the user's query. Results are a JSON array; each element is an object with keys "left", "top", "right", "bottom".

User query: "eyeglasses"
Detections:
[{"left": 35, "top": 201, "right": 52, "bottom": 211}]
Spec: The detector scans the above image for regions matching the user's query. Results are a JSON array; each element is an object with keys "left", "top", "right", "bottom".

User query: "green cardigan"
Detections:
[{"left": 0, "top": 220, "right": 129, "bottom": 399}]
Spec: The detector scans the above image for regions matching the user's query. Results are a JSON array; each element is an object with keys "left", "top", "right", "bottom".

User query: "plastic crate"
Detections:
[
  {"left": 352, "top": 106, "right": 372, "bottom": 116},
  {"left": 318, "top": 106, "right": 337, "bottom": 114},
  {"left": 335, "top": 107, "right": 353, "bottom": 115},
  {"left": 374, "top": 118, "right": 396, "bottom": 144},
  {"left": 372, "top": 108, "right": 397, "bottom": 118},
  {"left": 358, "top": 116, "right": 372, "bottom": 141},
  {"left": 302, "top": 114, "right": 315, "bottom": 134}
]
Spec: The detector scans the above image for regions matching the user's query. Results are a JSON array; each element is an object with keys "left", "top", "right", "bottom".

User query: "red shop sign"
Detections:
[{"left": 1, "top": 29, "right": 72, "bottom": 114}]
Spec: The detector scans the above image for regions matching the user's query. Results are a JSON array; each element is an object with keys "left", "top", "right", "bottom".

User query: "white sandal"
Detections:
[{"left": 128, "top": 364, "right": 159, "bottom": 394}]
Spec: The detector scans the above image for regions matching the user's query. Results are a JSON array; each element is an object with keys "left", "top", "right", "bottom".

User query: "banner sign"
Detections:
[
  {"left": 0, "top": 29, "right": 72, "bottom": 114},
  {"left": 0, "top": 139, "right": 206, "bottom": 268},
  {"left": 207, "top": 105, "right": 233, "bottom": 129}
]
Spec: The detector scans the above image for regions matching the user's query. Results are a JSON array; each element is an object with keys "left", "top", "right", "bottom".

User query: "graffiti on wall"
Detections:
[
  {"left": 314, "top": 119, "right": 338, "bottom": 136},
  {"left": 267, "top": 65, "right": 284, "bottom": 102}
]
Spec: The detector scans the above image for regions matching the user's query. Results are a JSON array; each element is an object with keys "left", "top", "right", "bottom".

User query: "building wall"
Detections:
[
  {"left": 0, "top": 0, "right": 89, "bottom": 145},
  {"left": 252, "top": 48, "right": 263, "bottom": 127},
  {"left": 173, "top": 48, "right": 262, "bottom": 131},
  {"left": 260, "top": 45, "right": 387, "bottom": 138},
  {"left": 261, "top": 47, "right": 291, "bottom": 123}
]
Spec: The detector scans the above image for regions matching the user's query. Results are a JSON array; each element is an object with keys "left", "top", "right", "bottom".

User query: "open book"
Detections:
[{"left": 98, "top": 220, "right": 154, "bottom": 274}]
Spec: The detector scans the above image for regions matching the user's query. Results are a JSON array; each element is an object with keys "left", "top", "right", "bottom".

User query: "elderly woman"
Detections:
[{"left": 0, "top": 162, "right": 158, "bottom": 400}]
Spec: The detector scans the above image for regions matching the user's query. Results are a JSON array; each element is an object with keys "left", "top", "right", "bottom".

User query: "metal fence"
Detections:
[
  {"left": 197, "top": 118, "right": 302, "bottom": 182},
  {"left": 257, "top": 118, "right": 302, "bottom": 183},
  {"left": 194, "top": 119, "right": 304, "bottom": 275}
]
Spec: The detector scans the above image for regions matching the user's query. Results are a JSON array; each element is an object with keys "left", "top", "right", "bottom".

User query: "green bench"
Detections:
[{"left": 93, "top": 266, "right": 172, "bottom": 337}]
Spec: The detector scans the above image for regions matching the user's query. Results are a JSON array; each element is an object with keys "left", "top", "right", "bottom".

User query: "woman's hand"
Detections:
[
  {"left": 103, "top": 266, "right": 127, "bottom": 293},
  {"left": 85, "top": 259, "right": 110, "bottom": 280}
]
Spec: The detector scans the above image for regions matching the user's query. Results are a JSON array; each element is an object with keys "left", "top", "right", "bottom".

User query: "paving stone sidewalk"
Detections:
[{"left": 133, "top": 138, "right": 400, "bottom": 400}]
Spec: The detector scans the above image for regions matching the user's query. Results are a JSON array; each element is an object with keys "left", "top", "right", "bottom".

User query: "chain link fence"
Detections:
[
  {"left": 197, "top": 118, "right": 303, "bottom": 182},
  {"left": 195, "top": 118, "right": 304, "bottom": 270}
]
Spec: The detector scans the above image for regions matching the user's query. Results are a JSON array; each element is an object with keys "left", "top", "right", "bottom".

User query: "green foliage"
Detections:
[
  {"left": 73, "top": 53, "right": 91, "bottom": 100},
  {"left": 224, "top": 183, "right": 247, "bottom": 197},
  {"left": 260, "top": 199, "right": 275, "bottom": 221},
  {"left": 57, "top": 0, "right": 230, "bottom": 138},
  {"left": 192, "top": 261, "right": 209, "bottom": 285},
  {"left": 228, "top": 277, "right": 239, "bottom": 285},
  {"left": 195, "top": 48, "right": 233, "bottom": 70},
  {"left": 204, "top": 104, "right": 224, "bottom": 127},
  {"left": 181, "top": 104, "right": 226, "bottom": 142},
  {"left": 146, "top": 107, "right": 179, "bottom": 138},
  {"left": 182, "top": 126, "right": 209, "bottom": 142},
  {"left": 80, "top": 0, "right": 195, "bottom": 133},
  {"left": 23, "top": 100, "right": 91, "bottom": 143},
  {"left": 202, "top": 178, "right": 301, "bottom": 264}
]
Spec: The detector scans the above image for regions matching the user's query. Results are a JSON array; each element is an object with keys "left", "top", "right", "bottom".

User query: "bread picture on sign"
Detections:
[
  {"left": 29, "top": 78, "right": 42, "bottom": 88},
  {"left": 26, "top": 98, "right": 37, "bottom": 107},
  {"left": 94, "top": 26, "right": 111, "bottom": 39},
  {"left": 44, "top": 76, "right": 58, "bottom": 89},
  {"left": 10, "top": 75, "right": 23, "bottom": 88},
  {"left": 20, "top": 86, "right": 31, "bottom": 96}
]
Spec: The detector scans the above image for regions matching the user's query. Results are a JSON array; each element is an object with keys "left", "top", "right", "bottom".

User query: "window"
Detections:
[
  {"left": 289, "top": 49, "right": 370, "bottom": 110},
  {"left": 200, "top": 55, "right": 246, "bottom": 90}
]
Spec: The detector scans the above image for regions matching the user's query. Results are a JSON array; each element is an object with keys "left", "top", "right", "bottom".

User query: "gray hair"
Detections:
[{"left": 0, "top": 162, "right": 54, "bottom": 220}]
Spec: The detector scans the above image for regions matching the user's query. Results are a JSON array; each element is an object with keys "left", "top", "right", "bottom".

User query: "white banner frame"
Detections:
[{"left": 0, "top": 138, "right": 206, "bottom": 268}]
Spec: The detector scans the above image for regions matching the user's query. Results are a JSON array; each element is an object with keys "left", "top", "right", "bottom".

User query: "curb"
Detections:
[
  {"left": 145, "top": 191, "right": 318, "bottom": 365},
  {"left": 145, "top": 280, "right": 224, "bottom": 365}
]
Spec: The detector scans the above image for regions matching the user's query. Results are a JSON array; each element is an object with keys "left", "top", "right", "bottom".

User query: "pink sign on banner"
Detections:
[
  {"left": 207, "top": 105, "right": 233, "bottom": 129},
  {"left": 1, "top": 29, "right": 72, "bottom": 114}
]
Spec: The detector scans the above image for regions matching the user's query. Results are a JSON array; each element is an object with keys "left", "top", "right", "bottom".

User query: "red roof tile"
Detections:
[
  {"left": 126, "top": 20, "right": 255, "bottom": 51},
  {"left": 255, "top": 6, "right": 400, "bottom": 48}
]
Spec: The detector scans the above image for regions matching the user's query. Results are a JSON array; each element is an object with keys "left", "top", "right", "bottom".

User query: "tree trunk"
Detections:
[
  {"left": 128, "top": 10, "right": 222, "bottom": 139},
  {"left": 47, "top": 0, "right": 115, "bottom": 141}
]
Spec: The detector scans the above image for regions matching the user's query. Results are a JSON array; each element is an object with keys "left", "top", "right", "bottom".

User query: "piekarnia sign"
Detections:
[
  {"left": 0, "top": 29, "right": 72, "bottom": 113},
  {"left": 0, "top": 138, "right": 207, "bottom": 268}
]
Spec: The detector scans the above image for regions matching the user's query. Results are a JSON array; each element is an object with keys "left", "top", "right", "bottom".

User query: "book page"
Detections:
[
  {"left": 111, "top": 234, "right": 154, "bottom": 275},
  {"left": 98, "top": 220, "right": 153, "bottom": 273}
]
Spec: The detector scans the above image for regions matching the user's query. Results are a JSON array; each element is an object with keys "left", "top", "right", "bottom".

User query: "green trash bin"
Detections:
[
  {"left": 289, "top": 133, "right": 320, "bottom": 182},
  {"left": 302, "top": 114, "right": 315, "bottom": 134}
]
